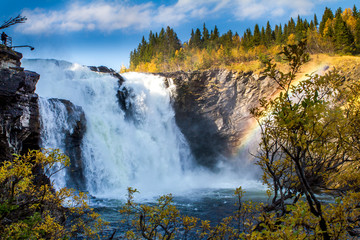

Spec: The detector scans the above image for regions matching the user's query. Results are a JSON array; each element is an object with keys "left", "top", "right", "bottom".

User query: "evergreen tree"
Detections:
[
  {"left": 355, "top": 18, "right": 360, "bottom": 46},
  {"left": 274, "top": 24, "right": 283, "bottom": 44},
  {"left": 353, "top": 5, "right": 359, "bottom": 18},
  {"left": 190, "top": 28, "right": 195, "bottom": 46},
  {"left": 334, "top": 11, "right": 354, "bottom": 52},
  {"left": 192, "top": 28, "right": 202, "bottom": 48},
  {"left": 288, "top": 18, "right": 296, "bottom": 34},
  {"left": 314, "top": 14, "right": 319, "bottom": 28},
  {"left": 159, "top": 28, "right": 165, "bottom": 40},
  {"left": 202, "top": 23, "right": 210, "bottom": 45},
  {"left": 260, "top": 26, "right": 266, "bottom": 45},
  {"left": 295, "top": 15, "right": 305, "bottom": 40},
  {"left": 164, "top": 26, "right": 181, "bottom": 57},
  {"left": 253, "top": 24, "right": 261, "bottom": 46},
  {"left": 309, "top": 20, "right": 315, "bottom": 31},
  {"left": 303, "top": 19, "right": 309, "bottom": 30},
  {"left": 211, "top": 25, "right": 220, "bottom": 41},
  {"left": 320, "top": 7, "right": 334, "bottom": 35},
  {"left": 242, "top": 28, "right": 252, "bottom": 48},
  {"left": 335, "top": 7, "right": 342, "bottom": 18},
  {"left": 283, "top": 24, "right": 288, "bottom": 38},
  {"left": 265, "top": 21, "right": 273, "bottom": 45},
  {"left": 220, "top": 30, "right": 233, "bottom": 48}
]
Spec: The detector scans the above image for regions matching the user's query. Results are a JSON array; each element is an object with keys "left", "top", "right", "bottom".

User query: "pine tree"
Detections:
[
  {"left": 353, "top": 5, "right": 359, "bottom": 18},
  {"left": 309, "top": 20, "right": 315, "bottom": 31},
  {"left": 320, "top": 7, "right": 334, "bottom": 35},
  {"left": 295, "top": 15, "right": 305, "bottom": 40},
  {"left": 192, "top": 28, "right": 202, "bottom": 48},
  {"left": 288, "top": 18, "right": 296, "bottom": 34},
  {"left": 283, "top": 24, "right": 288, "bottom": 38},
  {"left": 260, "top": 26, "right": 265, "bottom": 45},
  {"left": 211, "top": 25, "right": 220, "bottom": 41},
  {"left": 275, "top": 24, "right": 283, "bottom": 44},
  {"left": 189, "top": 29, "right": 195, "bottom": 48},
  {"left": 303, "top": 19, "right": 309, "bottom": 30},
  {"left": 202, "top": 23, "right": 210, "bottom": 46},
  {"left": 334, "top": 11, "right": 354, "bottom": 52},
  {"left": 265, "top": 21, "right": 273, "bottom": 45},
  {"left": 253, "top": 24, "right": 261, "bottom": 46},
  {"left": 242, "top": 28, "right": 252, "bottom": 48},
  {"left": 335, "top": 7, "right": 342, "bottom": 18},
  {"left": 221, "top": 30, "right": 234, "bottom": 50},
  {"left": 164, "top": 26, "right": 181, "bottom": 58},
  {"left": 355, "top": 18, "right": 360, "bottom": 48},
  {"left": 314, "top": 14, "right": 319, "bottom": 28}
]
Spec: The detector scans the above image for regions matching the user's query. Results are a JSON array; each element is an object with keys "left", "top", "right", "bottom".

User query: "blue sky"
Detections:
[{"left": 0, "top": 0, "right": 357, "bottom": 70}]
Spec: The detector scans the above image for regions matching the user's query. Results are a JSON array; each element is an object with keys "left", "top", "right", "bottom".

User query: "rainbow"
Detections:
[{"left": 236, "top": 63, "right": 330, "bottom": 153}]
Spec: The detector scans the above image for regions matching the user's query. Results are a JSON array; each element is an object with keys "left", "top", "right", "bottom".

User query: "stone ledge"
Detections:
[{"left": 0, "top": 46, "right": 23, "bottom": 69}]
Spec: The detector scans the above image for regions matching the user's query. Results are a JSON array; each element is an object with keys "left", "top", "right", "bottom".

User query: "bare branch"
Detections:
[{"left": 0, "top": 15, "right": 27, "bottom": 30}]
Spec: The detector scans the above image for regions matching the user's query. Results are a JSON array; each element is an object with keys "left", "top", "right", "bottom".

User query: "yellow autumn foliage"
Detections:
[{"left": 0, "top": 149, "right": 108, "bottom": 239}]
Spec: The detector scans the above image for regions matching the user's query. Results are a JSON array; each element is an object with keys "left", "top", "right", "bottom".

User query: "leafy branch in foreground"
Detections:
[
  {"left": 0, "top": 149, "right": 108, "bottom": 239},
  {"left": 118, "top": 187, "right": 264, "bottom": 239},
  {"left": 250, "top": 41, "right": 360, "bottom": 239}
]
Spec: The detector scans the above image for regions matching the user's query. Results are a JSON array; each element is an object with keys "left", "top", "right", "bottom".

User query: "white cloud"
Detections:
[
  {"left": 16, "top": 0, "right": 322, "bottom": 34},
  {"left": 17, "top": 1, "right": 154, "bottom": 34},
  {"left": 17, "top": 0, "right": 233, "bottom": 34},
  {"left": 230, "top": 0, "right": 315, "bottom": 20}
]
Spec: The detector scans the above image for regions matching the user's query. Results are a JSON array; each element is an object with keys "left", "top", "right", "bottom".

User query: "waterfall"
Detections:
[{"left": 22, "top": 59, "right": 194, "bottom": 198}]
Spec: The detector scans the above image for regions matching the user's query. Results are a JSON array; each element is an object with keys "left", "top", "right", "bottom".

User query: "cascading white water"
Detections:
[
  {"left": 22, "top": 59, "right": 196, "bottom": 197},
  {"left": 22, "top": 59, "right": 265, "bottom": 200},
  {"left": 38, "top": 98, "right": 70, "bottom": 189}
]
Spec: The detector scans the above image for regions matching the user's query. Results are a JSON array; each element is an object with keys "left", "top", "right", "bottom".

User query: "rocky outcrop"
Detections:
[
  {"left": 0, "top": 47, "right": 41, "bottom": 162},
  {"left": 43, "top": 98, "right": 87, "bottom": 189},
  {"left": 89, "top": 66, "right": 129, "bottom": 118},
  {"left": 89, "top": 65, "right": 125, "bottom": 85},
  {"left": 159, "top": 69, "right": 279, "bottom": 167}
]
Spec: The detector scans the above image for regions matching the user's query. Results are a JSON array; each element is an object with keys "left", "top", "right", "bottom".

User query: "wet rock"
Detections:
[
  {"left": 88, "top": 65, "right": 125, "bottom": 85},
  {"left": 159, "top": 69, "right": 279, "bottom": 168},
  {"left": 46, "top": 98, "right": 87, "bottom": 190}
]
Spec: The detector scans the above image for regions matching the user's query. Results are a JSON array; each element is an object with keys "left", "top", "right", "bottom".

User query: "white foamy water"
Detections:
[{"left": 22, "top": 59, "right": 264, "bottom": 199}]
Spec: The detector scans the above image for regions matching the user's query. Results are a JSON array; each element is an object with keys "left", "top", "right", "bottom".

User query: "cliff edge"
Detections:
[{"left": 0, "top": 46, "right": 41, "bottom": 161}]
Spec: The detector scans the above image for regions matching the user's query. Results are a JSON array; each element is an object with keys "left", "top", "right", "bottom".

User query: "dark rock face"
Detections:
[
  {"left": 0, "top": 49, "right": 41, "bottom": 162},
  {"left": 44, "top": 98, "right": 87, "bottom": 189},
  {"left": 159, "top": 69, "right": 278, "bottom": 168},
  {"left": 88, "top": 65, "right": 125, "bottom": 85},
  {"left": 116, "top": 86, "right": 135, "bottom": 121}
]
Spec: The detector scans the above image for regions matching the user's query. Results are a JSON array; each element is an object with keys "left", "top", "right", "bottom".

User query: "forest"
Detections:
[{"left": 128, "top": 6, "right": 360, "bottom": 72}]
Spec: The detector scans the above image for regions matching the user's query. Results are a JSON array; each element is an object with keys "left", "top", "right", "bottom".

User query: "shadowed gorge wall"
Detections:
[{"left": 159, "top": 69, "right": 279, "bottom": 167}]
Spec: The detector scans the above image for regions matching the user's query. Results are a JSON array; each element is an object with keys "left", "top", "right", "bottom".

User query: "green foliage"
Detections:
[
  {"left": 119, "top": 187, "right": 196, "bottom": 239},
  {"left": 0, "top": 149, "right": 107, "bottom": 239},
  {"left": 129, "top": 5, "right": 360, "bottom": 72},
  {"left": 119, "top": 187, "right": 265, "bottom": 239},
  {"left": 250, "top": 41, "right": 360, "bottom": 239}
]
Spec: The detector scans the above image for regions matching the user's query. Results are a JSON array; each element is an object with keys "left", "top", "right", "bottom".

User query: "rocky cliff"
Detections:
[
  {"left": 159, "top": 69, "right": 279, "bottom": 167},
  {"left": 0, "top": 47, "right": 41, "bottom": 161}
]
